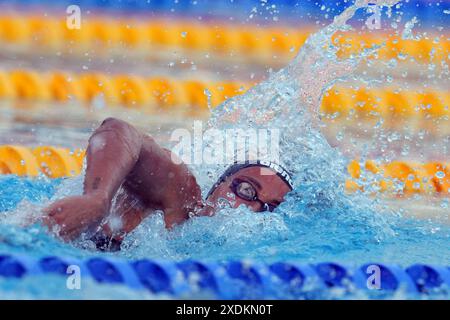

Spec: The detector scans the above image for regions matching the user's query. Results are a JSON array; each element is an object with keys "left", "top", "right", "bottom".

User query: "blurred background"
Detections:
[{"left": 0, "top": 0, "right": 448, "bottom": 202}]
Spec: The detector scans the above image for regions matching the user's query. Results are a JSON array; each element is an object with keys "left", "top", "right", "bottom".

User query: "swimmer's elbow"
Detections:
[
  {"left": 96, "top": 117, "right": 143, "bottom": 160},
  {"left": 100, "top": 118, "right": 138, "bottom": 137}
]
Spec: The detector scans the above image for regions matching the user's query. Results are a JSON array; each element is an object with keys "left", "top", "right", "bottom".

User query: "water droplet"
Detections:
[
  {"left": 336, "top": 131, "right": 344, "bottom": 141},
  {"left": 435, "top": 171, "right": 445, "bottom": 179}
]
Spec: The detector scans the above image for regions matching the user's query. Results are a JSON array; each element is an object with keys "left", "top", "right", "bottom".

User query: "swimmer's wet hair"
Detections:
[{"left": 206, "top": 160, "right": 294, "bottom": 199}]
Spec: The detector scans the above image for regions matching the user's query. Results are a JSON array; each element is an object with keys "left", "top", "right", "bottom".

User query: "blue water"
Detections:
[
  {"left": 1, "top": 174, "right": 449, "bottom": 299},
  {"left": 1, "top": 175, "right": 449, "bottom": 265}
]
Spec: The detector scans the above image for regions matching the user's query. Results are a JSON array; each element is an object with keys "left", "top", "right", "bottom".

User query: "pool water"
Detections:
[
  {"left": 1, "top": 173, "right": 449, "bottom": 299},
  {"left": 1, "top": 174, "right": 449, "bottom": 265}
]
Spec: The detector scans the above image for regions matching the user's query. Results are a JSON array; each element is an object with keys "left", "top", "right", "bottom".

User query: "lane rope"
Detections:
[{"left": 0, "top": 144, "right": 448, "bottom": 195}]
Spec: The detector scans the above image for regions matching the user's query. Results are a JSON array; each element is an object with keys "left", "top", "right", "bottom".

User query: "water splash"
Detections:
[
  {"left": 199, "top": 0, "right": 399, "bottom": 186},
  {"left": 115, "top": 0, "right": 450, "bottom": 265},
  {"left": 402, "top": 16, "right": 419, "bottom": 40},
  {"left": 184, "top": 0, "right": 404, "bottom": 242}
]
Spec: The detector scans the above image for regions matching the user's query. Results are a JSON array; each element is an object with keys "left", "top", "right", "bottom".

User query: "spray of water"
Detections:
[{"left": 118, "top": 0, "right": 449, "bottom": 264}]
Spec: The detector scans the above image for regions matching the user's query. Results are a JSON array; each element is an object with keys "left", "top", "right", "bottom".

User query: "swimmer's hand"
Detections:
[{"left": 42, "top": 194, "right": 109, "bottom": 241}]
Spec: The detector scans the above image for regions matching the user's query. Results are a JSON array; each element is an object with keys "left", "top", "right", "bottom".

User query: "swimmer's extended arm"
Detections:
[
  {"left": 43, "top": 117, "right": 203, "bottom": 241},
  {"left": 43, "top": 117, "right": 143, "bottom": 240}
]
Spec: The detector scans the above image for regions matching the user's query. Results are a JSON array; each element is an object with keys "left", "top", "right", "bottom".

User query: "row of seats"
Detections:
[
  {"left": 0, "top": 15, "right": 448, "bottom": 63},
  {"left": 0, "top": 69, "right": 449, "bottom": 121},
  {"left": 0, "top": 145, "right": 448, "bottom": 195},
  {"left": 0, "top": 254, "right": 449, "bottom": 298}
]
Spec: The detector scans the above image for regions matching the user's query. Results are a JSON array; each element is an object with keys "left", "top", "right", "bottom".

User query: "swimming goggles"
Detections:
[{"left": 230, "top": 178, "right": 277, "bottom": 212}]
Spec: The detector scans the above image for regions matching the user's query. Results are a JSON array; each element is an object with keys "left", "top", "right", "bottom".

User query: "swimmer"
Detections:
[{"left": 43, "top": 118, "right": 293, "bottom": 251}]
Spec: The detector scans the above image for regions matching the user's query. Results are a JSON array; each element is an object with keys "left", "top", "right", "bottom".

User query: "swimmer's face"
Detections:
[{"left": 206, "top": 166, "right": 292, "bottom": 213}]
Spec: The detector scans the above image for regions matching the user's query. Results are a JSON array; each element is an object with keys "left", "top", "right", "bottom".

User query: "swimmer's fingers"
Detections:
[
  {"left": 41, "top": 209, "right": 71, "bottom": 241},
  {"left": 41, "top": 199, "right": 85, "bottom": 241},
  {"left": 41, "top": 202, "right": 61, "bottom": 229},
  {"left": 41, "top": 194, "right": 108, "bottom": 242},
  {"left": 41, "top": 213, "right": 53, "bottom": 228},
  {"left": 41, "top": 201, "right": 68, "bottom": 229},
  {"left": 42, "top": 200, "right": 67, "bottom": 219},
  {"left": 42, "top": 213, "right": 83, "bottom": 242}
]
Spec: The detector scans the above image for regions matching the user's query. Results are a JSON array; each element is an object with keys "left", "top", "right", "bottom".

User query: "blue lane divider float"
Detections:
[
  {"left": 1, "top": 254, "right": 449, "bottom": 298},
  {"left": 1, "top": 0, "right": 449, "bottom": 27}
]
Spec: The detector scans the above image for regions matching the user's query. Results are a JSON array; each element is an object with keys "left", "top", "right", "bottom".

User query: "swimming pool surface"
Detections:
[{"left": 0, "top": 173, "right": 449, "bottom": 299}]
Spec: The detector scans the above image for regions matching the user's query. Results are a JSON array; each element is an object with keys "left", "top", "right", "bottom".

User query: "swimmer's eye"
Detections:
[
  {"left": 234, "top": 181, "right": 257, "bottom": 201},
  {"left": 231, "top": 179, "right": 279, "bottom": 213}
]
